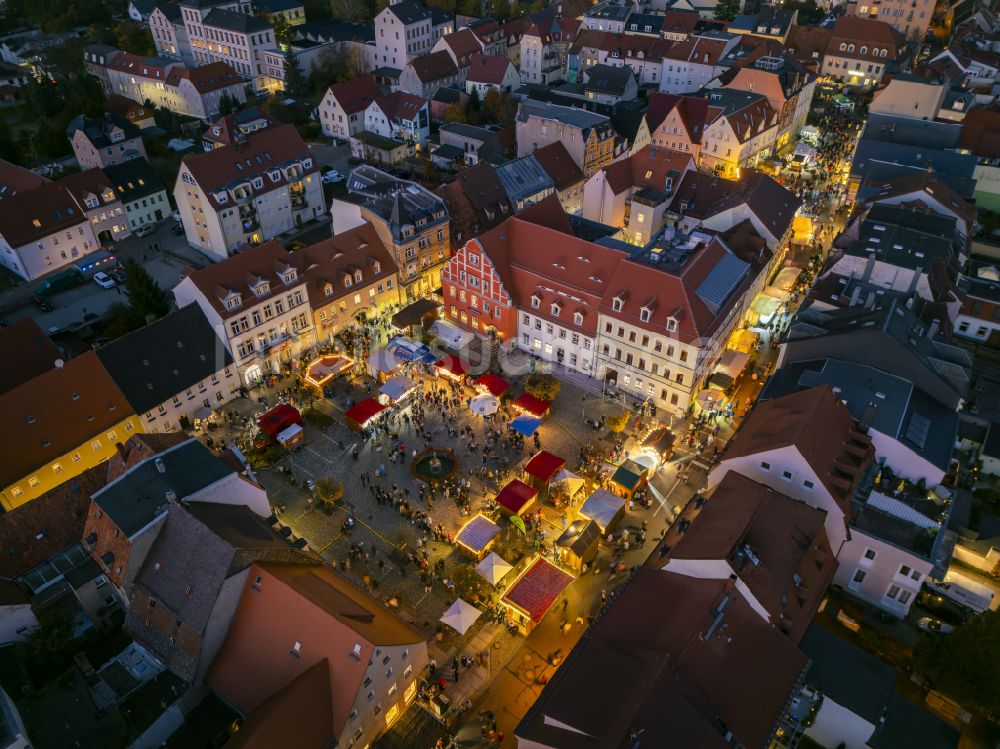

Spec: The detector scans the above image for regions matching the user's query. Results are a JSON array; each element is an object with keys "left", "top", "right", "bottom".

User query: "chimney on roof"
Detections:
[
  {"left": 849, "top": 285, "right": 861, "bottom": 307},
  {"left": 155, "top": 457, "right": 166, "bottom": 474},
  {"left": 115, "top": 441, "right": 129, "bottom": 461},
  {"left": 165, "top": 489, "right": 177, "bottom": 502},
  {"left": 927, "top": 318, "right": 940, "bottom": 339},
  {"left": 861, "top": 253, "right": 875, "bottom": 284}
]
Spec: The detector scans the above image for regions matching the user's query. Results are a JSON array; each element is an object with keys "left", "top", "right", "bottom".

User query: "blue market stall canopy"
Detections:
[{"left": 511, "top": 413, "right": 543, "bottom": 436}]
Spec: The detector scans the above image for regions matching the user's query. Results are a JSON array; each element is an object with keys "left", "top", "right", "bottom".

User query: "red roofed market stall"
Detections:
[
  {"left": 344, "top": 398, "right": 387, "bottom": 431},
  {"left": 434, "top": 354, "right": 468, "bottom": 382},
  {"left": 494, "top": 479, "right": 538, "bottom": 516},
  {"left": 475, "top": 373, "right": 510, "bottom": 398},
  {"left": 522, "top": 450, "right": 566, "bottom": 491},
  {"left": 500, "top": 556, "right": 574, "bottom": 634},
  {"left": 512, "top": 392, "right": 552, "bottom": 418}
]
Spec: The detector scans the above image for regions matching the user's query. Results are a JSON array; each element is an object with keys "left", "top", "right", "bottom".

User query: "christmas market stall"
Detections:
[
  {"left": 578, "top": 488, "right": 625, "bottom": 534},
  {"left": 555, "top": 520, "right": 600, "bottom": 572},
  {"left": 609, "top": 458, "right": 648, "bottom": 499},
  {"left": 434, "top": 354, "right": 468, "bottom": 384},
  {"left": 378, "top": 375, "right": 418, "bottom": 407},
  {"left": 494, "top": 479, "right": 538, "bottom": 517},
  {"left": 499, "top": 556, "right": 573, "bottom": 635},
  {"left": 344, "top": 398, "right": 387, "bottom": 432},
  {"left": 522, "top": 450, "right": 566, "bottom": 493},
  {"left": 455, "top": 513, "right": 501, "bottom": 561},
  {"left": 475, "top": 552, "right": 513, "bottom": 586},
  {"left": 474, "top": 373, "right": 510, "bottom": 398},
  {"left": 303, "top": 354, "right": 355, "bottom": 389}
]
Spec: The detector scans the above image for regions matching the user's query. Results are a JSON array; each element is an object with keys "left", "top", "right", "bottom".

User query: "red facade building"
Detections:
[{"left": 440, "top": 233, "right": 515, "bottom": 345}]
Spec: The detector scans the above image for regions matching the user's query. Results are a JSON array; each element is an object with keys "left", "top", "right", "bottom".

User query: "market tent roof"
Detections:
[
  {"left": 470, "top": 393, "right": 500, "bottom": 416},
  {"left": 386, "top": 335, "right": 437, "bottom": 364},
  {"left": 512, "top": 392, "right": 551, "bottom": 417},
  {"left": 391, "top": 298, "right": 438, "bottom": 329},
  {"left": 579, "top": 489, "right": 625, "bottom": 531},
  {"left": 475, "top": 373, "right": 509, "bottom": 397},
  {"left": 523, "top": 450, "right": 565, "bottom": 483},
  {"left": 772, "top": 267, "right": 802, "bottom": 292},
  {"left": 751, "top": 294, "right": 781, "bottom": 320},
  {"left": 729, "top": 329, "right": 759, "bottom": 354},
  {"left": 511, "top": 413, "right": 543, "bottom": 436},
  {"left": 643, "top": 428, "right": 675, "bottom": 455},
  {"left": 429, "top": 319, "right": 474, "bottom": 350},
  {"left": 434, "top": 354, "right": 468, "bottom": 377},
  {"left": 611, "top": 459, "right": 645, "bottom": 491},
  {"left": 501, "top": 557, "right": 573, "bottom": 623},
  {"left": 550, "top": 468, "right": 585, "bottom": 496},
  {"left": 305, "top": 355, "right": 354, "bottom": 386},
  {"left": 556, "top": 519, "right": 600, "bottom": 557},
  {"left": 379, "top": 375, "right": 416, "bottom": 402},
  {"left": 475, "top": 552, "right": 513, "bottom": 584},
  {"left": 495, "top": 479, "right": 538, "bottom": 515},
  {"left": 456, "top": 514, "right": 500, "bottom": 552},
  {"left": 696, "top": 388, "right": 727, "bottom": 409},
  {"left": 345, "top": 398, "right": 386, "bottom": 426},
  {"left": 368, "top": 347, "right": 404, "bottom": 375},
  {"left": 440, "top": 598, "right": 481, "bottom": 635},
  {"left": 763, "top": 285, "right": 792, "bottom": 302},
  {"left": 710, "top": 350, "right": 750, "bottom": 390},
  {"left": 257, "top": 404, "right": 301, "bottom": 437}
]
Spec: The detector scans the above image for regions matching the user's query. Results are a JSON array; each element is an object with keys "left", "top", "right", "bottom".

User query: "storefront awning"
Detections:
[
  {"left": 456, "top": 514, "right": 500, "bottom": 553},
  {"left": 751, "top": 294, "right": 781, "bottom": 323},
  {"left": 729, "top": 329, "right": 758, "bottom": 354},
  {"left": 579, "top": 489, "right": 625, "bottom": 532},
  {"left": 475, "top": 373, "right": 509, "bottom": 397}
]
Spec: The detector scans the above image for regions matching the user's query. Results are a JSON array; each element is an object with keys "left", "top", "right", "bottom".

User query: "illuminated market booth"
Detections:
[
  {"left": 455, "top": 513, "right": 501, "bottom": 561},
  {"left": 303, "top": 354, "right": 355, "bottom": 389},
  {"left": 499, "top": 556, "right": 574, "bottom": 635},
  {"left": 555, "top": 520, "right": 600, "bottom": 572},
  {"left": 639, "top": 428, "right": 675, "bottom": 469},
  {"left": 378, "top": 375, "right": 418, "bottom": 406},
  {"left": 494, "top": 479, "right": 538, "bottom": 517},
  {"left": 475, "top": 552, "right": 513, "bottom": 586},
  {"left": 522, "top": 450, "right": 566, "bottom": 493},
  {"left": 429, "top": 319, "right": 474, "bottom": 350},
  {"left": 475, "top": 373, "right": 510, "bottom": 398},
  {"left": 344, "top": 398, "right": 387, "bottom": 432},
  {"left": 609, "top": 458, "right": 648, "bottom": 499},
  {"left": 578, "top": 488, "right": 625, "bottom": 534},
  {"left": 434, "top": 354, "right": 468, "bottom": 384}
]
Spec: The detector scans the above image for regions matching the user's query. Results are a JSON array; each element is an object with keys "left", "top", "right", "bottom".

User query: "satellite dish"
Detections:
[{"left": 54, "top": 358, "right": 65, "bottom": 368}]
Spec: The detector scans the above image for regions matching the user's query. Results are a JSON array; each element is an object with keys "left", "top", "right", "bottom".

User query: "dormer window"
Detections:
[
  {"left": 281, "top": 269, "right": 297, "bottom": 284},
  {"left": 373, "top": 261, "right": 381, "bottom": 274},
  {"left": 215, "top": 191, "right": 228, "bottom": 204},
  {"left": 574, "top": 312, "right": 583, "bottom": 326},
  {"left": 324, "top": 283, "right": 333, "bottom": 296},
  {"left": 551, "top": 303, "right": 560, "bottom": 317},
  {"left": 224, "top": 294, "right": 242, "bottom": 310},
  {"left": 252, "top": 177, "right": 264, "bottom": 190},
  {"left": 269, "top": 170, "right": 281, "bottom": 183},
  {"left": 612, "top": 297, "right": 623, "bottom": 313},
  {"left": 302, "top": 158, "right": 313, "bottom": 170},
  {"left": 252, "top": 280, "right": 270, "bottom": 296},
  {"left": 354, "top": 271, "right": 363, "bottom": 283},
  {"left": 344, "top": 276, "right": 352, "bottom": 288},
  {"left": 531, "top": 295, "right": 540, "bottom": 309},
  {"left": 666, "top": 316, "right": 678, "bottom": 332},
  {"left": 640, "top": 307, "right": 651, "bottom": 323}
]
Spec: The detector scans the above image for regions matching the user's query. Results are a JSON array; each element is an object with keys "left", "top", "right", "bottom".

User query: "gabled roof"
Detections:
[
  {"left": 203, "top": 6, "right": 272, "bottom": 33},
  {"left": 324, "top": 74, "right": 382, "bottom": 115},
  {"left": 371, "top": 90, "right": 426, "bottom": 122},
  {"left": 0, "top": 464, "right": 105, "bottom": 580},
  {"left": 165, "top": 60, "right": 241, "bottom": 92},
  {"left": 67, "top": 112, "right": 141, "bottom": 147},
  {"left": 178, "top": 239, "right": 302, "bottom": 319},
  {"left": 495, "top": 153, "right": 554, "bottom": 203},
  {"left": 409, "top": 50, "right": 459, "bottom": 82},
  {"left": 645, "top": 92, "right": 723, "bottom": 143},
  {"left": 0, "top": 159, "right": 48, "bottom": 199},
  {"left": 58, "top": 168, "right": 119, "bottom": 209},
  {"left": 532, "top": 141, "right": 585, "bottom": 191},
  {"left": 0, "top": 318, "right": 59, "bottom": 396},
  {"left": 957, "top": 105, "right": 1000, "bottom": 158},
  {"left": 439, "top": 27, "right": 483, "bottom": 61},
  {"left": 95, "top": 304, "right": 233, "bottom": 415},
  {"left": 829, "top": 16, "right": 905, "bottom": 55},
  {"left": 465, "top": 54, "right": 515, "bottom": 85},
  {"left": 385, "top": 0, "right": 432, "bottom": 24},
  {"left": 103, "top": 158, "right": 166, "bottom": 202},
  {"left": 657, "top": 471, "right": 835, "bottom": 643},
  {"left": 722, "top": 385, "right": 874, "bottom": 513},
  {"left": 599, "top": 144, "right": 692, "bottom": 195},
  {"left": 296, "top": 222, "right": 398, "bottom": 309},
  {"left": 0, "top": 351, "right": 133, "bottom": 488},
  {"left": 582, "top": 63, "right": 634, "bottom": 96},
  {"left": 516, "top": 568, "right": 808, "bottom": 749}
]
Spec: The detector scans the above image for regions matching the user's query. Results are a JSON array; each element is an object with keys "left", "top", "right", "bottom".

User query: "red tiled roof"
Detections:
[
  {"left": 523, "top": 450, "right": 565, "bottom": 482},
  {"left": 440, "top": 28, "right": 484, "bottom": 62},
  {"left": 502, "top": 557, "right": 573, "bottom": 622},
  {"left": 662, "top": 35, "right": 730, "bottom": 64},
  {"left": 324, "top": 74, "right": 382, "bottom": 115},
  {"left": 166, "top": 61, "right": 242, "bottom": 93},
  {"left": 512, "top": 392, "right": 552, "bottom": 417},
  {"left": 257, "top": 403, "right": 301, "bottom": 438},
  {"left": 0, "top": 318, "right": 59, "bottom": 396},
  {"left": 646, "top": 93, "right": 724, "bottom": 142},
  {"left": 495, "top": 479, "right": 537, "bottom": 514},
  {"left": 600, "top": 145, "right": 694, "bottom": 194},
  {"left": 410, "top": 51, "right": 459, "bottom": 82},
  {"left": 372, "top": 91, "right": 426, "bottom": 122},
  {"left": 465, "top": 54, "right": 515, "bottom": 85},
  {"left": 345, "top": 398, "right": 385, "bottom": 426},
  {"left": 475, "top": 373, "right": 509, "bottom": 396},
  {"left": 957, "top": 106, "right": 1000, "bottom": 157},
  {"left": 532, "top": 141, "right": 585, "bottom": 191}
]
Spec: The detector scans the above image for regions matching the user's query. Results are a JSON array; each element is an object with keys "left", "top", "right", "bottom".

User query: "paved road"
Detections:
[{"left": 307, "top": 141, "right": 352, "bottom": 177}]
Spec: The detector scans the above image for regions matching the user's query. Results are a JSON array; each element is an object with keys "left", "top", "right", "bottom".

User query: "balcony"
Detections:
[{"left": 238, "top": 203, "right": 256, "bottom": 220}]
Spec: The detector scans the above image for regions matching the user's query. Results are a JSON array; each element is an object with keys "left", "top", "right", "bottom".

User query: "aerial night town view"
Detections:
[{"left": 1, "top": 0, "right": 1000, "bottom": 746}]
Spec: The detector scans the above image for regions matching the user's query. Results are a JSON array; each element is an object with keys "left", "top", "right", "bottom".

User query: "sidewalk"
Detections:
[{"left": 427, "top": 622, "right": 505, "bottom": 718}]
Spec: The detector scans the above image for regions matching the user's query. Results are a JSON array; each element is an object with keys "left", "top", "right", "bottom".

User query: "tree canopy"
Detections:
[
  {"left": 914, "top": 609, "right": 1000, "bottom": 715},
  {"left": 524, "top": 374, "right": 561, "bottom": 401}
]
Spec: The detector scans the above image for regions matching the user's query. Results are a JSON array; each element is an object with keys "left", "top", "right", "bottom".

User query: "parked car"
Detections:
[
  {"left": 917, "top": 617, "right": 955, "bottom": 634},
  {"left": 133, "top": 224, "right": 156, "bottom": 238},
  {"left": 172, "top": 210, "right": 181, "bottom": 223},
  {"left": 321, "top": 169, "right": 344, "bottom": 184},
  {"left": 31, "top": 294, "right": 54, "bottom": 311},
  {"left": 110, "top": 269, "right": 126, "bottom": 286},
  {"left": 93, "top": 272, "right": 116, "bottom": 289}
]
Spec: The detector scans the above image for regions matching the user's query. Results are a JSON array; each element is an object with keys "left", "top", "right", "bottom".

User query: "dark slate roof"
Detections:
[
  {"left": 851, "top": 140, "right": 977, "bottom": 198},
  {"left": 583, "top": 63, "right": 634, "bottom": 96},
  {"left": 66, "top": 113, "right": 141, "bottom": 148},
  {"left": 294, "top": 19, "right": 374, "bottom": 43},
  {"left": 203, "top": 7, "right": 272, "bottom": 33},
  {"left": 95, "top": 304, "right": 233, "bottom": 414},
  {"left": 800, "top": 624, "right": 894, "bottom": 724},
  {"left": 102, "top": 159, "right": 167, "bottom": 202},
  {"left": 495, "top": 154, "right": 554, "bottom": 203},
  {"left": 387, "top": 0, "right": 433, "bottom": 24},
  {"left": 92, "top": 439, "right": 234, "bottom": 536}
]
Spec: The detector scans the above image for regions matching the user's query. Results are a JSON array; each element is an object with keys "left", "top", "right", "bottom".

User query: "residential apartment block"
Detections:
[
  {"left": 103, "top": 159, "right": 170, "bottom": 230},
  {"left": 67, "top": 113, "right": 146, "bottom": 170},
  {"left": 173, "top": 240, "right": 314, "bottom": 385},
  {"left": 317, "top": 74, "right": 383, "bottom": 140},
  {"left": 374, "top": 0, "right": 453, "bottom": 69},
  {"left": 331, "top": 166, "right": 450, "bottom": 302},
  {"left": 174, "top": 123, "right": 324, "bottom": 260},
  {"left": 84, "top": 46, "right": 247, "bottom": 120},
  {"left": 0, "top": 352, "right": 140, "bottom": 510},
  {"left": 515, "top": 100, "right": 615, "bottom": 178},
  {"left": 95, "top": 304, "right": 239, "bottom": 434}
]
